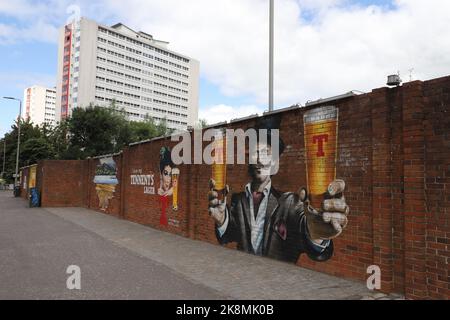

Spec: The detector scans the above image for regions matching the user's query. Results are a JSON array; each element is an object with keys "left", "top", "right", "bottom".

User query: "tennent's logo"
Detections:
[{"left": 312, "top": 134, "right": 328, "bottom": 157}]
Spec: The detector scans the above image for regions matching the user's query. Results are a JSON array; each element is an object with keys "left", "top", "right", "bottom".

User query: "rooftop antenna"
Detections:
[{"left": 408, "top": 68, "right": 414, "bottom": 82}]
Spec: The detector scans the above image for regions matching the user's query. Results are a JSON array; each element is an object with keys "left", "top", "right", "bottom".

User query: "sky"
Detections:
[{"left": 1, "top": 0, "right": 450, "bottom": 137}]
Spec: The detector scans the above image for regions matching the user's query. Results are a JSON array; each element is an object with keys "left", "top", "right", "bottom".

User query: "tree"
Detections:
[
  {"left": 0, "top": 118, "right": 48, "bottom": 183},
  {"left": 20, "top": 137, "right": 55, "bottom": 166},
  {"left": 198, "top": 118, "right": 208, "bottom": 128},
  {"left": 155, "top": 117, "right": 173, "bottom": 137},
  {"left": 61, "top": 104, "right": 173, "bottom": 158},
  {"left": 128, "top": 117, "right": 159, "bottom": 142},
  {"left": 0, "top": 103, "right": 179, "bottom": 181},
  {"left": 66, "top": 104, "right": 129, "bottom": 158},
  {"left": 47, "top": 119, "right": 71, "bottom": 159}
]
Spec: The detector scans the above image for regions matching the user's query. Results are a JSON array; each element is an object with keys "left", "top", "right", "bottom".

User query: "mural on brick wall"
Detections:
[
  {"left": 94, "top": 157, "right": 119, "bottom": 211},
  {"left": 208, "top": 106, "right": 349, "bottom": 263},
  {"left": 28, "top": 165, "right": 36, "bottom": 189},
  {"left": 158, "top": 146, "right": 180, "bottom": 227},
  {"left": 130, "top": 169, "right": 155, "bottom": 195}
]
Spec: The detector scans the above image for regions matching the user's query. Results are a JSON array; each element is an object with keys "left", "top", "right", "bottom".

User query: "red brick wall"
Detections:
[
  {"left": 34, "top": 75, "right": 450, "bottom": 299},
  {"left": 121, "top": 138, "right": 190, "bottom": 237},
  {"left": 422, "top": 77, "right": 450, "bottom": 299},
  {"left": 297, "top": 93, "right": 374, "bottom": 281},
  {"left": 39, "top": 160, "right": 87, "bottom": 207}
]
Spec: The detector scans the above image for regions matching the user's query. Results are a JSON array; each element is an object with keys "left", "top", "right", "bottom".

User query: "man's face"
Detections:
[
  {"left": 248, "top": 143, "right": 273, "bottom": 183},
  {"left": 161, "top": 165, "right": 172, "bottom": 190}
]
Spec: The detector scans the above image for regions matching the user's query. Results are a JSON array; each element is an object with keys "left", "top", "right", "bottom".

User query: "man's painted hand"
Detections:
[
  {"left": 305, "top": 179, "right": 349, "bottom": 240},
  {"left": 208, "top": 179, "right": 229, "bottom": 227}
]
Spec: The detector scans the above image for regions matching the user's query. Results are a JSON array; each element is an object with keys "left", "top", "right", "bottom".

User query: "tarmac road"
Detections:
[
  {"left": 0, "top": 191, "right": 404, "bottom": 300},
  {"left": 0, "top": 191, "right": 226, "bottom": 299}
]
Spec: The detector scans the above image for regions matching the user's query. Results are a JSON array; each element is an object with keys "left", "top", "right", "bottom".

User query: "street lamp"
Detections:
[
  {"left": 1, "top": 138, "right": 5, "bottom": 179},
  {"left": 3, "top": 97, "right": 22, "bottom": 188},
  {"left": 269, "top": 0, "right": 274, "bottom": 112}
]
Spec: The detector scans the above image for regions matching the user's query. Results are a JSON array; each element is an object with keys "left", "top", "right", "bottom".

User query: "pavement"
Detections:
[{"left": 0, "top": 190, "right": 404, "bottom": 300}]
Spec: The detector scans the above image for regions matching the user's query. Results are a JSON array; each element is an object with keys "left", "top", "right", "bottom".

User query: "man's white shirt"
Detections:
[{"left": 217, "top": 179, "right": 330, "bottom": 254}]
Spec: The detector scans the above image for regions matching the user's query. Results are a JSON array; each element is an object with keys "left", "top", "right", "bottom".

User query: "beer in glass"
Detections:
[
  {"left": 172, "top": 168, "right": 180, "bottom": 211},
  {"left": 303, "top": 105, "right": 339, "bottom": 209},
  {"left": 211, "top": 130, "right": 227, "bottom": 199}
]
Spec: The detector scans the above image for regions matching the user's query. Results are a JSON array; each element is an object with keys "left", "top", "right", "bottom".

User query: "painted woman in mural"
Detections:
[
  {"left": 208, "top": 111, "right": 349, "bottom": 263},
  {"left": 158, "top": 146, "right": 174, "bottom": 226}
]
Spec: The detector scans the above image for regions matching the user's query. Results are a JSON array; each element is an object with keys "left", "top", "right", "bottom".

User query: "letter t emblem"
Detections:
[{"left": 313, "top": 134, "right": 328, "bottom": 157}]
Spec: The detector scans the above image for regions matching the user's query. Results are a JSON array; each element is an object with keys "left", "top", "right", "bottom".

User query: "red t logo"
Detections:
[{"left": 313, "top": 134, "right": 328, "bottom": 157}]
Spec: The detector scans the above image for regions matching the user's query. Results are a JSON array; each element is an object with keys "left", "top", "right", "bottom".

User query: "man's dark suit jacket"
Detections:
[{"left": 216, "top": 187, "right": 334, "bottom": 263}]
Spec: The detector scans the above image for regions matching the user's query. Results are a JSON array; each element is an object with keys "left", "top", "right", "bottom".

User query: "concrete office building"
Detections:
[
  {"left": 23, "top": 85, "right": 57, "bottom": 126},
  {"left": 55, "top": 17, "right": 199, "bottom": 130}
]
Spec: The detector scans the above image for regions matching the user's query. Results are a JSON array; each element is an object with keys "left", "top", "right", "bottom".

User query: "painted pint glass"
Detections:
[
  {"left": 303, "top": 105, "right": 339, "bottom": 209},
  {"left": 211, "top": 130, "right": 227, "bottom": 198},
  {"left": 172, "top": 168, "right": 180, "bottom": 211}
]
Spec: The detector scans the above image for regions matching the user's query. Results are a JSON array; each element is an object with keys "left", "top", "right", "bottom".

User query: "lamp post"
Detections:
[
  {"left": 1, "top": 138, "right": 5, "bottom": 179},
  {"left": 3, "top": 97, "right": 22, "bottom": 188},
  {"left": 269, "top": 0, "right": 274, "bottom": 112}
]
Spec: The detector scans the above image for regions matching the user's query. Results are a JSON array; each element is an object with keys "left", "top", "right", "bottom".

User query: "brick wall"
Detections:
[
  {"left": 121, "top": 138, "right": 191, "bottom": 237},
  {"left": 422, "top": 78, "right": 450, "bottom": 299},
  {"left": 34, "top": 75, "right": 450, "bottom": 299},
  {"left": 38, "top": 160, "right": 87, "bottom": 207}
]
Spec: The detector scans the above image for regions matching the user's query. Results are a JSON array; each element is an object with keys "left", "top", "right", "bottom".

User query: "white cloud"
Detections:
[
  {"left": 99, "top": 0, "right": 450, "bottom": 109},
  {"left": 199, "top": 104, "right": 264, "bottom": 126},
  {"left": 0, "top": 0, "right": 46, "bottom": 18},
  {"left": 0, "top": 20, "right": 59, "bottom": 44},
  {"left": 0, "top": 0, "right": 67, "bottom": 44},
  {"left": 297, "top": 0, "right": 345, "bottom": 11},
  {"left": 2, "top": 0, "right": 450, "bottom": 123}
]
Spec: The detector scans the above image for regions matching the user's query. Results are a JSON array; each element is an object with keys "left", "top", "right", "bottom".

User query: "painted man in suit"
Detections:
[{"left": 208, "top": 118, "right": 349, "bottom": 263}]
